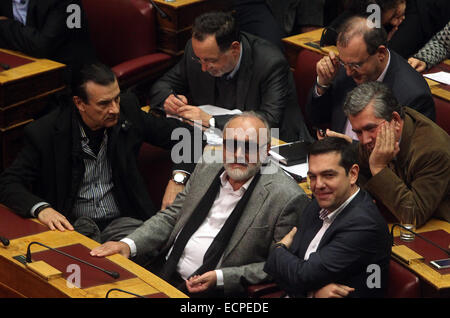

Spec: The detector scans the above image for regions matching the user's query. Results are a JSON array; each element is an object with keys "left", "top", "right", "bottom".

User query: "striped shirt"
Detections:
[{"left": 71, "top": 124, "right": 121, "bottom": 222}]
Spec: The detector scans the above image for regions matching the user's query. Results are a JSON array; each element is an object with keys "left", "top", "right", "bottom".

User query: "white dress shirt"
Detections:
[
  {"left": 12, "top": 0, "right": 29, "bottom": 25},
  {"left": 122, "top": 171, "right": 254, "bottom": 287}
]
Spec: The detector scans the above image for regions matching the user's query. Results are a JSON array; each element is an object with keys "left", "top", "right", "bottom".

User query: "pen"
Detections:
[{"left": 167, "top": 90, "right": 209, "bottom": 129}]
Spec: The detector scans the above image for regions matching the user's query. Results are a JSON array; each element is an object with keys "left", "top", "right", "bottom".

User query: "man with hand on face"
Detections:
[
  {"left": 91, "top": 112, "right": 310, "bottom": 297},
  {"left": 149, "top": 11, "right": 312, "bottom": 143},
  {"left": 306, "top": 15, "right": 435, "bottom": 141},
  {"left": 0, "top": 63, "right": 198, "bottom": 243},
  {"left": 342, "top": 81, "right": 450, "bottom": 227},
  {"left": 264, "top": 137, "right": 391, "bottom": 298}
]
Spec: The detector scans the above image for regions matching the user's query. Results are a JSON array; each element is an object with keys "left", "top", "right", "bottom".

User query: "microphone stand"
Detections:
[
  {"left": 105, "top": 288, "right": 145, "bottom": 298},
  {"left": 0, "top": 235, "right": 10, "bottom": 246},
  {"left": 26, "top": 241, "right": 120, "bottom": 279},
  {"left": 148, "top": 0, "right": 171, "bottom": 20},
  {"left": 390, "top": 223, "right": 450, "bottom": 256}
]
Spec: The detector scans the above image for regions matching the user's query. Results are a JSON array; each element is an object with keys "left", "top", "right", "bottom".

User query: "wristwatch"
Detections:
[
  {"left": 172, "top": 171, "right": 189, "bottom": 185},
  {"left": 274, "top": 242, "right": 288, "bottom": 249},
  {"left": 316, "top": 76, "right": 330, "bottom": 90}
]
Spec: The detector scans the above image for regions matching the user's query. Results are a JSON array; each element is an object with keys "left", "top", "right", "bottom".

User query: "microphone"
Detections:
[
  {"left": 390, "top": 223, "right": 450, "bottom": 256},
  {"left": 26, "top": 242, "right": 120, "bottom": 279},
  {"left": 105, "top": 288, "right": 145, "bottom": 298},
  {"left": 148, "top": 0, "right": 171, "bottom": 20},
  {"left": 0, "top": 235, "right": 10, "bottom": 247}
]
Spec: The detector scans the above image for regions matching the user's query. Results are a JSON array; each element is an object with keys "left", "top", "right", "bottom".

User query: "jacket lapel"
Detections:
[
  {"left": 220, "top": 174, "right": 269, "bottom": 263},
  {"left": 235, "top": 35, "right": 253, "bottom": 109}
]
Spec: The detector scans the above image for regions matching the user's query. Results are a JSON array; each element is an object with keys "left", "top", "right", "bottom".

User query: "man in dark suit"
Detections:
[
  {"left": 0, "top": 63, "right": 198, "bottom": 243},
  {"left": 306, "top": 15, "right": 434, "bottom": 140},
  {"left": 91, "top": 112, "right": 310, "bottom": 296},
  {"left": 0, "top": 0, "right": 96, "bottom": 81},
  {"left": 149, "top": 11, "right": 312, "bottom": 143},
  {"left": 264, "top": 137, "right": 391, "bottom": 298}
]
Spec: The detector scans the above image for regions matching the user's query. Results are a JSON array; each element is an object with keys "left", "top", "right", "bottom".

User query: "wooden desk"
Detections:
[
  {"left": 153, "top": 0, "right": 230, "bottom": 56},
  {"left": 283, "top": 28, "right": 338, "bottom": 69},
  {"left": 389, "top": 219, "right": 450, "bottom": 295},
  {"left": 0, "top": 205, "right": 187, "bottom": 298},
  {"left": 0, "top": 49, "right": 66, "bottom": 170}
]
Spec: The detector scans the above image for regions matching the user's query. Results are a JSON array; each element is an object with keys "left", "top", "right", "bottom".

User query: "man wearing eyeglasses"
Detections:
[
  {"left": 91, "top": 112, "right": 310, "bottom": 297},
  {"left": 306, "top": 15, "right": 435, "bottom": 141},
  {"left": 149, "top": 11, "right": 312, "bottom": 144}
]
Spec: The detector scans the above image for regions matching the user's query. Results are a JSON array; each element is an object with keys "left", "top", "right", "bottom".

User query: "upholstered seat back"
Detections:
[
  {"left": 434, "top": 96, "right": 450, "bottom": 135},
  {"left": 81, "top": 0, "right": 157, "bottom": 67}
]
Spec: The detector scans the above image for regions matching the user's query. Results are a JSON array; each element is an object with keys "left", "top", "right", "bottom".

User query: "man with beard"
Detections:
[
  {"left": 91, "top": 112, "right": 310, "bottom": 297},
  {"left": 342, "top": 81, "right": 450, "bottom": 227}
]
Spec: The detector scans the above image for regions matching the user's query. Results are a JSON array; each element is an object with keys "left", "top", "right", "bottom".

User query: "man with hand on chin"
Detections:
[
  {"left": 90, "top": 112, "right": 309, "bottom": 296},
  {"left": 343, "top": 81, "right": 450, "bottom": 227}
]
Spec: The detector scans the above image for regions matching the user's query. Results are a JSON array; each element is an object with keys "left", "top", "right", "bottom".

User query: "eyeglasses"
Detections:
[
  {"left": 338, "top": 55, "right": 372, "bottom": 71},
  {"left": 191, "top": 55, "right": 220, "bottom": 66},
  {"left": 223, "top": 139, "right": 267, "bottom": 155}
]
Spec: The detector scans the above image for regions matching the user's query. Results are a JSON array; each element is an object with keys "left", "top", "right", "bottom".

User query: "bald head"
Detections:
[{"left": 337, "top": 15, "right": 387, "bottom": 55}]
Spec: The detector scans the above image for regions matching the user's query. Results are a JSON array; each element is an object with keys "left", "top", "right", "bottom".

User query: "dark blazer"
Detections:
[
  {"left": 305, "top": 50, "right": 435, "bottom": 133},
  {"left": 149, "top": 32, "right": 312, "bottom": 142},
  {"left": 264, "top": 189, "right": 392, "bottom": 298},
  {"left": 0, "top": 0, "right": 96, "bottom": 75},
  {"left": 0, "top": 93, "right": 196, "bottom": 222}
]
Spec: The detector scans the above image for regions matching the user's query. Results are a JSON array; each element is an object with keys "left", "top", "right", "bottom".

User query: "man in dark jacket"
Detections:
[
  {"left": 0, "top": 63, "right": 199, "bottom": 242},
  {"left": 149, "top": 11, "right": 312, "bottom": 143}
]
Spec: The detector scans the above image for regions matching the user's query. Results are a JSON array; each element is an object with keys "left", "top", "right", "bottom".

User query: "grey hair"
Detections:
[
  {"left": 343, "top": 81, "right": 404, "bottom": 120},
  {"left": 223, "top": 111, "right": 271, "bottom": 144}
]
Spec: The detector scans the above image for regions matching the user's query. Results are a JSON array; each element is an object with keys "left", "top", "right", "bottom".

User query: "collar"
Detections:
[
  {"left": 395, "top": 107, "right": 414, "bottom": 164},
  {"left": 376, "top": 49, "right": 391, "bottom": 82},
  {"left": 225, "top": 43, "right": 243, "bottom": 80},
  {"left": 321, "top": 188, "right": 360, "bottom": 222},
  {"left": 220, "top": 169, "right": 255, "bottom": 194}
]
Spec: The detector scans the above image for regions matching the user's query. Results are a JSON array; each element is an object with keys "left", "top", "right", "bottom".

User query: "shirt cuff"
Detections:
[
  {"left": 30, "top": 202, "right": 50, "bottom": 218},
  {"left": 120, "top": 238, "right": 137, "bottom": 258},
  {"left": 215, "top": 269, "right": 224, "bottom": 286}
]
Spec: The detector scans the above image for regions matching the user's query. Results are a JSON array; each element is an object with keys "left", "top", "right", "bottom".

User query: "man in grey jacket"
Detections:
[{"left": 91, "top": 112, "right": 310, "bottom": 296}]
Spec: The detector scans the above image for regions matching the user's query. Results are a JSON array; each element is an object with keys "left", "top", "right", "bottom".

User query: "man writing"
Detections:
[
  {"left": 91, "top": 112, "right": 310, "bottom": 296},
  {"left": 264, "top": 137, "right": 391, "bottom": 298},
  {"left": 149, "top": 11, "right": 311, "bottom": 142}
]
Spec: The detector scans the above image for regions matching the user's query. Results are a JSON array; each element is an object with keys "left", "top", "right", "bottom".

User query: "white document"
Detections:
[
  {"left": 424, "top": 71, "right": 450, "bottom": 85},
  {"left": 269, "top": 157, "right": 309, "bottom": 179},
  {"left": 199, "top": 105, "right": 242, "bottom": 116}
]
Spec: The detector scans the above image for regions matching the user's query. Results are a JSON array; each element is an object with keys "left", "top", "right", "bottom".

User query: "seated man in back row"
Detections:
[
  {"left": 91, "top": 112, "right": 310, "bottom": 297},
  {"left": 149, "top": 11, "right": 312, "bottom": 143},
  {"left": 264, "top": 137, "right": 392, "bottom": 298},
  {"left": 306, "top": 15, "right": 435, "bottom": 141},
  {"left": 0, "top": 63, "right": 199, "bottom": 243}
]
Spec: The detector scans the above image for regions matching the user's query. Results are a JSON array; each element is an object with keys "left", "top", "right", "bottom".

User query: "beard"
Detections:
[{"left": 224, "top": 162, "right": 262, "bottom": 182}]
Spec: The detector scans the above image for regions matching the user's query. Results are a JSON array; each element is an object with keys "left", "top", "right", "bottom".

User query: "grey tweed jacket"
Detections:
[
  {"left": 414, "top": 21, "right": 450, "bottom": 69},
  {"left": 126, "top": 162, "right": 310, "bottom": 295}
]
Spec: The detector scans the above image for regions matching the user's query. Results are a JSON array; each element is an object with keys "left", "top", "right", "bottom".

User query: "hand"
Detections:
[
  {"left": 313, "top": 283, "right": 355, "bottom": 298},
  {"left": 161, "top": 179, "right": 184, "bottom": 210},
  {"left": 320, "top": 129, "right": 353, "bottom": 143},
  {"left": 408, "top": 57, "right": 427, "bottom": 73},
  {"left": 278, "top": 227, "right": 297, "bottom": 249},
  {"left": 316, "top": 51, "right": 339, "bottom": 94},
  {"left": 185, "top": 271, "right": 217, "bottom": 293},
  {"left": 90, "top": 241, "right": 131, "bottom": 258},
  {"left": 369, "top": 121, "right": 400, "bottom": 176},
  {"left": 38, "top": 207, "right": 74, "bottom": 231},
  {"left": 387, "top": 25, "right": 399, "bottom": 41},
  {"left": 177, "top": 105, "right": 212, "bottom": 128},
  {"left": 0, "top": 16, "right": 9, "bottom": 21},
  {"left": 163, "top": 94, "right": 188, "bottom": 115}
]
